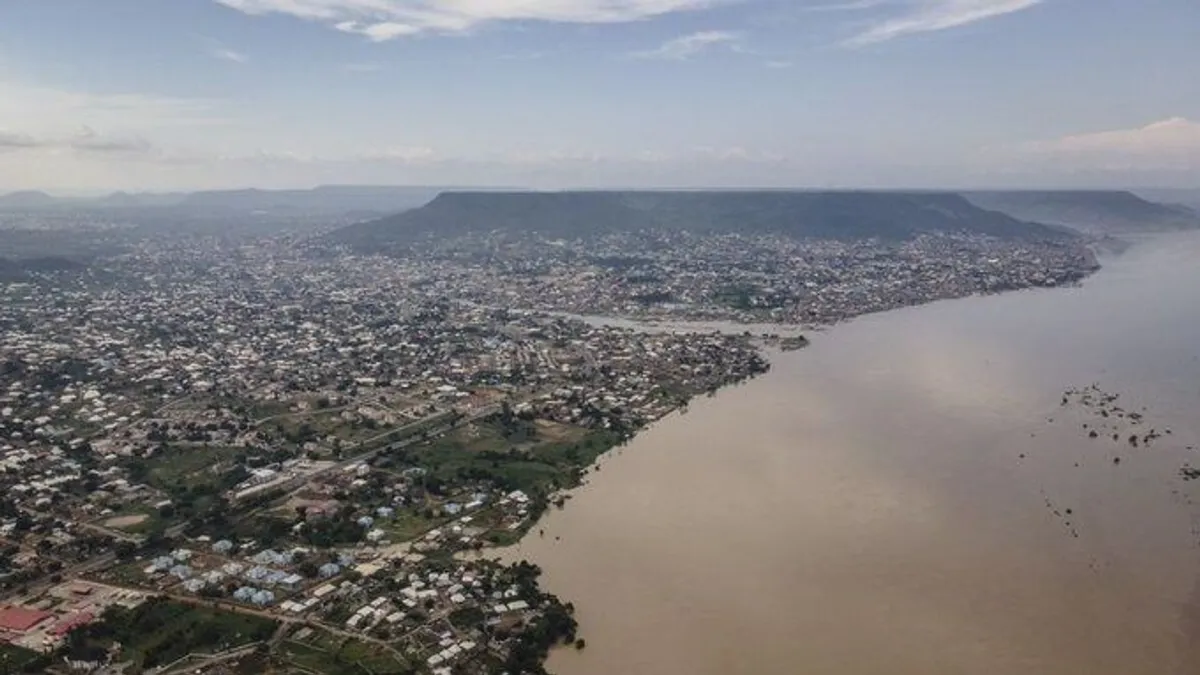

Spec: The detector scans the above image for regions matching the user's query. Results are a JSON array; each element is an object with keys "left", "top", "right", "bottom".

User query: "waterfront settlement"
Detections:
[{"left": 0, "top": 218, "right": 1097, "bottom": 674}]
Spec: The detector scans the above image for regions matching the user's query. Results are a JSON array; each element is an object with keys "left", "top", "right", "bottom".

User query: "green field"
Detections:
[
  {"left": 63, "top": 597, "right": 277, "bottom": 673},
  {"left": 99, "top": 505, "right": 164, "bottom": 534},
  {"left": 132, "top": 444, "right": 244, "bottom": 491},
  {"left": 269, "top": 409, "right": 382, "bottom": 447},
  {"left": 280, "top": 632, "right": 411, "bottom": 675},
  {"left": 414, "top": 420, "right": 619, "bottom": 496},
  {"left": 267, "top": 408, "right": 456, "bottom": 458},
  {"left": 380, "top": 509, "right": 446, "bottom": 542}
]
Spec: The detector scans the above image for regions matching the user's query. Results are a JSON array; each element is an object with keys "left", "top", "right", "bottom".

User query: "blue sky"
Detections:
[{"left": 0, "top": 0, "right": 1197, "bottom": 192}]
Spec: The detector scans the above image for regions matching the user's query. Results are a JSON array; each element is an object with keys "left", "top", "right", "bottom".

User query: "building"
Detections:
[
  {"left": 48, "top": 612, "right": 95, "bottom": 637},
  {"left": 0, "top": 606, "right": 52, "bottom": 638}
]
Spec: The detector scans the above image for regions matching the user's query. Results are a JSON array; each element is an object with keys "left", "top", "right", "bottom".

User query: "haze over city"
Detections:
[{"left": 1, "top": 0, "right": 1198, "bottom": 191}]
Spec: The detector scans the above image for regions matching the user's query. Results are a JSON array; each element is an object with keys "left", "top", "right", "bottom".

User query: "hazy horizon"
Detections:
[{"left": 6, "top": 184, "right": 1200, "bottom": 201}]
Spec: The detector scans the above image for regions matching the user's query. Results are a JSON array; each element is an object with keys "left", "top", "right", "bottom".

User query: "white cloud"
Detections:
[
  {"left": 359, "top": 146, "right": 439, "bottom": 162},
  {"left": 498, "top": 50, "right": 547, "bottom": 61},
  {"left": 805, "top": 0, "right": 890, "bottom": 11},
  {"left": 0, "top": 79, "right": 227, "bottom": 187},
  {"left": 692, "top": 145, "right": 785, "bottom": 162},
  {"left": 1027, "top": 117, "right": 1200, "bottom": 155},
  {"left": 632, "top": 30, "right": 742, "bottom": 60},
  {"left": 0, "top": 130, "right": 40, "bottom": 150},
  {"left": 211, "top": 46, "right": 250, "bottom": 63},
  {"left": 0, "top": 125, "right": 155, "bottom": 155},
  {"left": 67, "top": 126, "right": 156, "bottom": 154},
  {"left": 1006, "top": 118, "right": 1200, "bottom": 171},
  {"left": 214, "top": 0, "right": 722, "bottom": 39},
  {"left": 845, "top": 0, "right": 1043, "bottom": 46},
  {"left": 0, "top": 81, "right": 222, "bottom": 137},
  {"left": 336, "top": 20, "right": 422, "bottom": 41}
]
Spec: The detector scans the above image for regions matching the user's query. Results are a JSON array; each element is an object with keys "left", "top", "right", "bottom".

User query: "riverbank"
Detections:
[{"left": 492, "top": 231, "right": 1200, "bottom": 675}]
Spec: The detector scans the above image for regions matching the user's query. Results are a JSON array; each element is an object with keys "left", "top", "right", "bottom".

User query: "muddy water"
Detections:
[{"left": 503, "top": 232, "right": 1200, "bottom": 675}]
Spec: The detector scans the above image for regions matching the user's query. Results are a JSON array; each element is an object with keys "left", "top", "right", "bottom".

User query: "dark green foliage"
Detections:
[
  {"left": 406, "top": 428, "right": 620, "bottom": 497},
  {"left": 449, "top": 606, "right": 486, "bottom": 630},
  {"left": 503, "top": 601, "right": 579, "bottom": 675},
  {"left": 62, "top": 597, "right": 277, "bottom": 671},
  {"left": 0, "top": 643, "right": 46, "bottom": 674}
]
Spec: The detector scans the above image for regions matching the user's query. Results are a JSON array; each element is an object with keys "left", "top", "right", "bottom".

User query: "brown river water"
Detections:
[{"left": 501, "top": 232, "right": 1200, "bottom": 675}]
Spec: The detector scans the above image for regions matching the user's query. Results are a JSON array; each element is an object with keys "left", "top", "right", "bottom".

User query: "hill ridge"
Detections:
[
  {"left": 328, "top": 189, "right": 1078, "bottom": 251},
  {"left": 964, "top": 190, "right": 1200, "bottom": 235}
]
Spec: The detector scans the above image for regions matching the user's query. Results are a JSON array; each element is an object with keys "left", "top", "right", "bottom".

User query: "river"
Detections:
[{"left": 501, "top": 231, "right": 1200, "bottom": 675}]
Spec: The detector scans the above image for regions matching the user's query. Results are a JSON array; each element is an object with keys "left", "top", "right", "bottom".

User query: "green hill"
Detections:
[
  {"left": 330, "top": 190, "right": 1075, "bottom": 251},
  {"left": 965, "top": 190, "right": 1200, "bottom": 235}
]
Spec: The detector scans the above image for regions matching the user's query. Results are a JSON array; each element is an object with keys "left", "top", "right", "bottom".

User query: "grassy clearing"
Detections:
[
  {"left": 140, "top": 445, "right": 244, "bottom": 489},
  {"left": 380, "top": 510, "right": 446, "bottom": 542},
  {"left": 98, "top": 561, "right": 152, "bottom": 587},
  {"left": 99, "top": 505, "right": 163, "bottom": 534},
  {"left": 281, "top": 632, "right": 411, "bottom": 675},
  {"left": 271, "top": 410, "right": 381, "bottom": 446},
  {"left": 63, "top": 597, "right": 277, "bottom": 672},
  {"left": 404, "top": 420, "right": 620, "bottom": 496}
]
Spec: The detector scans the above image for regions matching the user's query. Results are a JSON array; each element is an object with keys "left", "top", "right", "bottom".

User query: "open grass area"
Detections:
[
  {"left": 265, "top": 406, "right": 455, "bottom": 457},
  {"left": 97, "top": 561, "right": 153, "bottom": 587},
  {"left": 63, "top": 597, "right": 277, "bottom": 672},
  {"left": 380, "top": 509, "right": 446, "bottom": 542},
  {"left": 246, "top": 400, "right": 296, "bottom": 421},
  {"left": 270, "top": 409, "right": 384, "bottom": 446},
  {"left": 280, "top": 632, "right": 411, "bottom": 675},
  {"left": 415, "top": 420, "right": 619, "bottom": 496},
  {"left": 99, "top": 505, "right": 163, "bottom": 534},
  {"left": 139, "top": 444, "right": 244, "bottom": 490},
  {"left": 280, "top": 640, "right": 350, "bottom": 674}
]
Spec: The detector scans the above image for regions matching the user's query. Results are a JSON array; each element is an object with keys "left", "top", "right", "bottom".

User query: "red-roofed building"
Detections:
[
  {"left": 49, "top": 611, "right": 95, "bottom": 637},
  {"left": 0, "top": 606, "right": 52, "bottom": 634}
]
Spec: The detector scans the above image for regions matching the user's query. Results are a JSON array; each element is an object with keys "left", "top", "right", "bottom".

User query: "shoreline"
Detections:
[
  {"left": 540, "top": 249, "right": 1106, "bottom": 339},
  {"left": 472, "top": 248, "right": 1112, "bottom": 672}
]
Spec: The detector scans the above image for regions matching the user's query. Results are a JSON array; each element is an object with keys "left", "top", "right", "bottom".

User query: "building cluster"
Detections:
[
  {"left": 303, "top": 555, "right": 571, "bottom": 674},
  {"left": 0, "top": 581, "right": 146, "bottom": 653},
  {"left": 393, "top": 228, "right": 1099, "bottom": 324}
]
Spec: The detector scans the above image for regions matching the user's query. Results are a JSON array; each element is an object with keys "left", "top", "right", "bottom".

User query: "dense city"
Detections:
[
  {"left": 0, "top": 218, "right": 1098, "bottom": 674},
  {"left": 378, "top": 228, "right": 1097, "bottom": 325}
]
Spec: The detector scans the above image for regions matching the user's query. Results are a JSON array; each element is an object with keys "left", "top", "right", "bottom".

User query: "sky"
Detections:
[{"left": 0, "top": 0, "right": 1197, "bottom": 193}]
